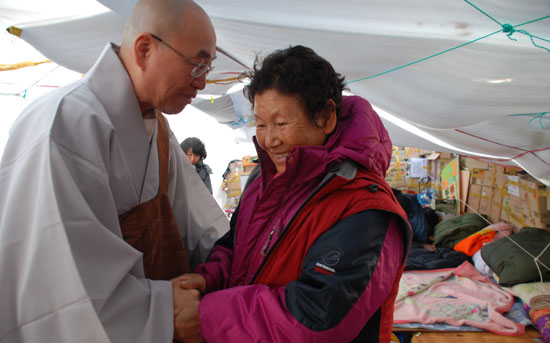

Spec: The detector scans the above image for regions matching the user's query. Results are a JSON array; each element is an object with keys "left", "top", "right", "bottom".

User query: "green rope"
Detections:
[
  {"left": 464, "top": 0, "right": 502, "bottom": 26},
  {"left": 347, "top": 7, "right": 549, "bottom": 84},
  {"left": 346, "top": 29, "right": 501, "bottom": 84},
  {"left": 508, "top": 112, "right": 548, "bottom": 129},
  {"left": 464, "top": 0, "right": 550, "bottom": 52}
]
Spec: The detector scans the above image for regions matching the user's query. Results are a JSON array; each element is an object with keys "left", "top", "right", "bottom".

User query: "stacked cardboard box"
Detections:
[
  {"left": 462, "top": 156, "right": 550, "bottom": 231},
  {"left": 385, "top": 161, "right": 407, "bottom": 190},
  {"left": 223, "top": 156, "right": 259, "bottom": 198},
  {"left": 478, "top": 186, "right": 493, "bottom": 216},
  {"left": 224, "top": 160, "right": 244, "bottom": 198},
  {"left": 385, "top": 146, "right": 450, "bottom": 195},
  {"left": 466, "top": 184, "right": 482, "bottom": 214},
  {"left": 519, "top": 176, "right": 550, "bottom": 229}
]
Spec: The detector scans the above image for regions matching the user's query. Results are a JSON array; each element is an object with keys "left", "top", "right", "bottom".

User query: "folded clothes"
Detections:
[{"left": 508, "top": 282, "right": 550, "bottom": 310}]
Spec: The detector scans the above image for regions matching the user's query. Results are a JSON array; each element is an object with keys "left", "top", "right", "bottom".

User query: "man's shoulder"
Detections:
[{"left": 12, "top": 80, "right": 114, "bottom": 151}]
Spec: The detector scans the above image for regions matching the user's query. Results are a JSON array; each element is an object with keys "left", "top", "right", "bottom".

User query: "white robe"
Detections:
[{"left": 0, "top": 43, "right": 229, "bottom": 342}]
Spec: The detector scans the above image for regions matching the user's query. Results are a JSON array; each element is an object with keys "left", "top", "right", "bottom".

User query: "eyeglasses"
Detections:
[{"left": 151, "top": 34, "right": 215, "bottom": 78}]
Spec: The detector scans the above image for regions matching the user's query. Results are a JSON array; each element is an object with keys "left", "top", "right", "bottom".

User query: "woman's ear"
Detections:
[{"left": 322, "top": 99, "right": 337, "bottom": 134}]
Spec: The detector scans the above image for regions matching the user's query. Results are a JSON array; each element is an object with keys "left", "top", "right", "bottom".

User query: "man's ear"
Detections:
[
  {"left": 134, "top": 33, "right": 154, "bottom": 71},
  {"left": 322, "top": 99, "right": 337, "bottom": 134}
]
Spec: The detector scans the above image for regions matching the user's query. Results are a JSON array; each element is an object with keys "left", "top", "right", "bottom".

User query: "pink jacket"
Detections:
[{"left": 195, "top": 96, "right": 410, "bottom": 342}]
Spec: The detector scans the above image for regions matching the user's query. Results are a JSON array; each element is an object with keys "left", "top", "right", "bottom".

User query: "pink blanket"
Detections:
[{"left": 394, "top": 261, "right": 524, "bottom": 335}]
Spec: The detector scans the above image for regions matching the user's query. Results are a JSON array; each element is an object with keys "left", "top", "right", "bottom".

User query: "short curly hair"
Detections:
[
  {"left": 244, "top": 45, "right": 346, "bottom": 126},
  {"left": 180, "top": 137, "right": 207, "bottom": 159}
]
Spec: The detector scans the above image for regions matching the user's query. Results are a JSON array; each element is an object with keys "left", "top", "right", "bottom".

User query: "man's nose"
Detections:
[{"left": 192, "top": 73, "right": 207, "bottom": 90}]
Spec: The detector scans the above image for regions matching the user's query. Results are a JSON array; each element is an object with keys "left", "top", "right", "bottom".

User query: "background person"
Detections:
[
  {"left": 179, "top": 45, "right": 413, "bottom": 342},
  {"left": 0, "top": 0, "right": 227, "bottom": 342},
  {"left": 181, "top": 137, "right": 213, "bottom": 194}
]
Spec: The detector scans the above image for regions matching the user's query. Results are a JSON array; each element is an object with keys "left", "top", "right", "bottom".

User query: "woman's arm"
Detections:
[{"left": 198, "top": 210, "right": 405, "bottom": 342}]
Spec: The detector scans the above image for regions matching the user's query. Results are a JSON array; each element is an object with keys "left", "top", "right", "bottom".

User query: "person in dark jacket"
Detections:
[
  {"left": 180, "top": 137, "right": 213, "bottom": 194},
  {"left": 177, "top": 45, "right": 412, "bottom": 342}
]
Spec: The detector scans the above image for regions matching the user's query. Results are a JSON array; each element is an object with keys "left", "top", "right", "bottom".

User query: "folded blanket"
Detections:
[
  {"left": 524, "top": 303, "right": 550, "bottom": 343},
  {"left": 433, "top": 213, "right": 488, "bottom": 249},
  {"left": 394, "top": 261, "right": 524, "bottom": 335},
  {"left": 507, "top": 282, "right": 550, "bottom": 342},
  {"left": 508, "top": 282, "right": 550, "bottom": 309}
]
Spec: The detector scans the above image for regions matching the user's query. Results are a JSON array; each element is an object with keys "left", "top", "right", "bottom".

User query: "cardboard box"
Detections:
[
  {"left": 489, "top": 187, "right": 503, "bottom": 223},
  {"left": 479, "top": 186, "right": 493, "bottom": 216},
  {"left": 481, "top": 169, "right": 495, "bottom": 187},
  {"left": 506, "top": 175, "right": 521, "bottom": 197},
  {"left": 404, "top": 147, "right": 421, "bottom": 159},
  {"left": 242, "top": 155, "right": 257, "bottom": 166},
  {"left": 500, "top": 194, "right": 512, "bottom": 224},
  {"left": 470, "top": 169, "right": 483, "bottom": 185},
  {"left": 462, "top": 156, "right": 489, "bottom": 170},
  {"left": 459, "top": 170, "right": 470, "bottom": 214},
  {"left": 519, "top": 177, "right": 550, "bottom": 229},
  {"left": 494, "top": 173, "right": 508, "bottom": 189},
  {"left": 385, "top": 161, "right": 407, "bottom": 189},
  {"left": 225, "top": 174, "right": 242, "bottom": 192},
  {"left": 243, "top": 164, "right": 257, "bottom": 174},
  {"left": 466, "top": 184, "right": 482, "bottom": 214},
  {"left": 509, "top": 195, "right": 524, "bottom": 231},
  {"left": 439, "top": 152, "right": 453, "bottom": 159},
  {"left": 500, "top": 194, "right": 523, "bottom": 232}
]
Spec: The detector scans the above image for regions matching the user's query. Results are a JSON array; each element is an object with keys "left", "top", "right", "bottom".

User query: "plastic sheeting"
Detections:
[{"left": 2, "top": 0, "right": 549, "bottom": 185}]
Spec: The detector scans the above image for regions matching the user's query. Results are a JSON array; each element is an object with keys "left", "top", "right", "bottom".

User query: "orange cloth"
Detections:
[{"left": 454, "top": 227, "right": 496, "bottom": 256}]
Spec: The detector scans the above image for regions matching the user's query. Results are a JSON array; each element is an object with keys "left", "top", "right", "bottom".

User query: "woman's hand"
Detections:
[{"left": 174, "top": 273, "right": 206, "bottom": 294}]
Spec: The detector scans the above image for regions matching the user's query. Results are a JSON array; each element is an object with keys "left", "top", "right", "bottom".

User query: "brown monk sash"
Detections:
[{"left": 118, "top": 112, "right": 190, "bottom": 280}]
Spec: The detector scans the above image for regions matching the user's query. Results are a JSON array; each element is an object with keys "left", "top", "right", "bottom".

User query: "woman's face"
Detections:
[
  {"left": 185, "top": 148, "right": 201, "bottom": 165},
  {"left": 254, "top": 89, "right": 335, "bottom": 174}
]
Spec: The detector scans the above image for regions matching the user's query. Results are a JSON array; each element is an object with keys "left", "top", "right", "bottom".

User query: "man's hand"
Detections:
[
  {"left": 175, "top": 273, "right": 206, "bottom": 294},
  {"left": 172, "top": 278, "right": 201, "bottom": 341}
]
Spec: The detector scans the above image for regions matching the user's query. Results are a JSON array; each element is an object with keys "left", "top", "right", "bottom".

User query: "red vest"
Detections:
[{"left": 253, "top": 168, "right": 411, "bottom": 342}]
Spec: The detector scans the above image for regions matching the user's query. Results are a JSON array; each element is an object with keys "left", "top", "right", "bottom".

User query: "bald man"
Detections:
[{"left": 0, "top": 0, "right": 227, "bottom": 342}]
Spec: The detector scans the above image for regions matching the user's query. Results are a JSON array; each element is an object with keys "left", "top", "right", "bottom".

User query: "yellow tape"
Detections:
[
  {"left": 227, "top": 189, "right": 242, "bottom": 198},
  {"left": 206, "top": 76, "right": 239, "bottom": 84},
  {"left": 0, "top": 60, "right": 51, "bottom": 72},
  {"left": 7, "top": 26, "right": 22, "bottom": 37}
]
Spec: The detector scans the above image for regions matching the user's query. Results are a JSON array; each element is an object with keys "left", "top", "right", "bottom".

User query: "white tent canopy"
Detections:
[{"left": 3, "top": 0, "right": 549, "bottom": 185}]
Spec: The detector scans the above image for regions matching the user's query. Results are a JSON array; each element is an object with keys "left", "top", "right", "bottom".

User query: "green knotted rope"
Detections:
[
  {"left": 508, "top": 112, "right": 549, "bottom": 129},
  {"left": 347, "top": 2, "right": 549, "bottom": 84},
  {"left": 465, "top": 0, "right": 550, "bottom": 53}
]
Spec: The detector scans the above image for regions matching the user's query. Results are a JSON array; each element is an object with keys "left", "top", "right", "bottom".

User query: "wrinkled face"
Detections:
[
  {"left": 147, "top": 11, "right": 216, "bottom": 114},
  {"left": 254, "top": 89, "right": 330, "bottom": 174},
  {"left": 185, "top": 148, "right": 201, "bottom": 165}
]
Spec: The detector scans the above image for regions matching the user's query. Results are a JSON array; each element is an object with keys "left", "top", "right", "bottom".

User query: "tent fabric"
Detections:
[{"left": 2, "top": 0, "right": 549, "bottom": 185}]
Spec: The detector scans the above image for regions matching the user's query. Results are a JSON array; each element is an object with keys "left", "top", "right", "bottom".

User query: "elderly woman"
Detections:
[{"left": 181, "top": 45, "right": 412, "bottom": 342}]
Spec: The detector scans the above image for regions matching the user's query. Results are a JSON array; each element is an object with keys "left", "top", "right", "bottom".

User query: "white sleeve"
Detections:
[{"left": 0, "top": 136, "right": 173, "bottom": 343}]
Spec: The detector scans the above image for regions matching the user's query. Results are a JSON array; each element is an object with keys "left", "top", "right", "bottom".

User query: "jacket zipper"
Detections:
[
  {"left": 262, "top": 228, "right": 276, "bottom": 256},
  {"left": 250, "top": 171, "right": 339, "bottom": 283}
]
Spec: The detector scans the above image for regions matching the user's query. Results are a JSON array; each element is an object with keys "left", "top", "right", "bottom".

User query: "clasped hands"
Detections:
[{"left": 171, "top": 273, "right": 207, "bottom": 342}]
